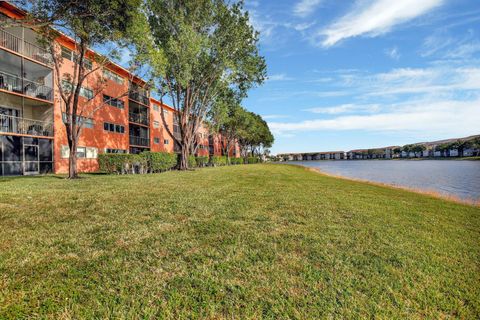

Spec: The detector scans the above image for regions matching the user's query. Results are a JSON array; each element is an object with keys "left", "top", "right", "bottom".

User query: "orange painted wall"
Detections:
[
  {"left": 150, "top": 98, "right": 174, "bottom": 153},
  {"left": 53, "top": 36, "right": 133, "bottom": 173}
]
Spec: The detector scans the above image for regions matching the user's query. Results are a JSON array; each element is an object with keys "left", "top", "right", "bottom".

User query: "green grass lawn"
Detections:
[{"left": 0, "top": 164, "right": 479, "bottom": 319}]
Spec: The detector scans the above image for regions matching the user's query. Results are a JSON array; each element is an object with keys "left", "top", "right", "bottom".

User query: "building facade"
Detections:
[{"left": 0, "top": 2, "right": 236, "bottom": 176}]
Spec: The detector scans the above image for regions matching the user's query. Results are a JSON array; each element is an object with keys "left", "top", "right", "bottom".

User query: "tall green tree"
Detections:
[
  {"left": 26, "top": 0, "right": 142, "bottom": 178},
  {"left": 237, "top": 111, "right": 273, "bottom": 159},
  {"left": 207, "top": 87, "right": 239, "bottom": 162},
  {"left": 143, "top": 0, "right": 266, "bottom": 170}
]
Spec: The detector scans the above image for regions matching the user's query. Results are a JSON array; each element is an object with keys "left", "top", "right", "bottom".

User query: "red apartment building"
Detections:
[{"left": 0, "top": 2, "right": 238, "bottom": 176}]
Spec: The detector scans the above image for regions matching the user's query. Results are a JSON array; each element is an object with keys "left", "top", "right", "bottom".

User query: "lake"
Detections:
[{"left": 287, "top": 160, "right": 480, "bottom": 201}]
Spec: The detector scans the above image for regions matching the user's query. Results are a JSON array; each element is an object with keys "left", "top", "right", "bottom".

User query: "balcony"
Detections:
[
  {"left": 129, "top": 135, "right": 150, "bottom": 147},
  {"left": 129, "top": 91, "right": 149, "bottom": 106},
  {"left": 0, "top": 70, "right": 53, "bottom": 101},
  {"left": 0, "top": 28, "right": 52, "bottom": 66},
  {"left": 128, "top": 112, "right": 149, "bottom": 126},
  {"left": 0, "top": 114, "right": 53, "bottom": 137}
]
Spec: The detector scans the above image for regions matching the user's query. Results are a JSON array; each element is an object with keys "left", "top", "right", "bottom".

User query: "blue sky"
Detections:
[{"left": 242, "top": 0, "right": 480, "bottom": 154}]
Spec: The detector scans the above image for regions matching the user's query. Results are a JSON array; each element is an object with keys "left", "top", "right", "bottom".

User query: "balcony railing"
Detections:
[
  {"left": 129, "top": 135, "right": 150, "bottom": 147},
  {"left": 0, "top": 28, "right": 52, "bottom": 65},
  {"left": 129, "top": 91, "right": 149, "bottom": 106},
  {"left": 128, "top": 112, "right": 149, "bottom": 125},
  {"left": 0, "top": 114, "right": 53, "bottom": 137},
  {"left": 0, "top": 70, "right": 53, "bottom": 101}
]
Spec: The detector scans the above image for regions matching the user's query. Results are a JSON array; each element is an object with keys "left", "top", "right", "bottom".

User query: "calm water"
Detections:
[{"left": 288, "top": 160, "right": 480, "bottom": 201}]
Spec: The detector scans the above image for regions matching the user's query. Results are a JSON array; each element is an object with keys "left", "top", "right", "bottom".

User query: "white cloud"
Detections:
[
  {"left": 330, "top": 67, "right": 480, "bottom": 97},
  {"left": 246, "top": 0, "right": 260, "bottom": 8},
  {"left": 294, "top": 0, "right": 323, "bottom": 18},
  {"left": 267, "top": 73, "right": 294, "bottom": 81},
  {"left": 421, "top": 29, "right": 480, "bottom": 60},
  {"left": 317, "top": 0, "right": 444, "bottom": 47},
  {"left": 293, "top": 22, "right": 316, "bottom": 31},
  {"left": 262, "top": 114, "right": 291, "bottom": 120},
  {"left": 445, "top": 42, "right": 480, "bottom": 59},
  {"left": 305, "top": 104, "right": 380, "bottom": 114},
  {"left": 269, "top": 62, "right": 480, "bottom": 140},
  {"left": 385, "top": 46, "right": 400, "bottom": 60},
  {"left": 421, "top": 31, "right": 455, "bottom": 57},
  {"left": 368, "top": 67, "right": 480, "bottom": 96},
  {"left": 269, "top": 98, "right": 480, "bottom": 137}
]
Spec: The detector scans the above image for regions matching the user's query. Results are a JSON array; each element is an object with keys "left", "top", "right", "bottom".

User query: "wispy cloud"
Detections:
[
  {"left": 385, "top": 46, "right": 400, "bottom": 60},
  {"left": 269, "top": 98, "right": 480, "bottom": 137},
  {"left": 293, "top": 22, "right": 316, "bottom": 31},
  {"left": 327, "top": 66, "right": 480, "bottom": 98},
  {"left": 316, "top": 0, "right": 444, "bottom": 47},
  {"left": 268, "top": 73, "right": 294, "bottom": 81},
  {"left": 368, "top": 67, "right": 480, "bottom": 96},
  {"left": 261, "top": 114, "right": 291, "bottom": 120},
  {"left": 421, "top": 29, "right": 480, "bottom": 60},
  {"left": 294, "top": 0, "right": 323, "bottom": 18},
  {"left": 304, "top": 104, "right": 380, "bottom": 114}
]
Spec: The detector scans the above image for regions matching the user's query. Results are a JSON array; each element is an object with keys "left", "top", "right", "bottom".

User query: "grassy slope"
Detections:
[{"left": 0, "top": 164, "right": 478, "bottom": 319}]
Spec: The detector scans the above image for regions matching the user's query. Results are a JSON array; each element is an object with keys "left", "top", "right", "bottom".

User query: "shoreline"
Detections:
[
  {"left": 284, "top": 164, "right": 480, "bottom": 207},
  {"left": 281, "top": 156, "right": 480, "bottom": 162}
]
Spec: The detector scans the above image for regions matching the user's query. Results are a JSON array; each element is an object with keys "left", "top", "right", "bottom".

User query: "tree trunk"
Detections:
[
  {"left": 68, "top": 139, "right": 78, "bottom": 179},
  {"left": 179, "top": 145, "right": 189, "bottom": 170}
]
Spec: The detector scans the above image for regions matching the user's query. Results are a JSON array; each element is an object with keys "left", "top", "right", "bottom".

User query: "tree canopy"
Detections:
[{"left": 139, "top": 0, "right": 267, "bottom": 169}]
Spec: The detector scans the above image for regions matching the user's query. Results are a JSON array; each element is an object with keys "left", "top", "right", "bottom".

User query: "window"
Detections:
[
  {"left": 61, "top": 145, "right": 70, "bottom": 158},
  {"left": 61, "top": 80, "right": 73, "bottom": 93},
  {"left": 61, "top": 46, "right": 73, "bottom": 60},
  {"left": 61, "top": 146, "right": 97, "bottom": 159},
  {"left": 86, "top": 147, "right": 97, "bottom": 159},
  {"left": 103, "top": 69, "right": 124, "bottom": 84},
  {"left": 154, "top": 137, "right": 160, "bottom": 144},
  {"left": 163, "top": 109, "right": 169, "bottom": 116},
  {"left": 105, "top": 148, "right": 127, "bottom": 154},
  {"left": 164, "top": 139, "right": 169, "bottom": 145},
  {"left": 104, "top": 122, "right": 125, "bottom": 134},
  {"left": 76, "top": 147, "right": 86, "bottom": 158},
  {"left": 83, "top": 118, "right": 94, "bottom": 129},
  {"left": 61, "top": 80, "right": 93, "bottom": 100},
  {"left": 173, "top": 124, "right": 180, "bottom": 133},
  {"left": 62, "top": 113, "right": 94, "bottom": 129},
  {"left": 103, "top": 94, "right": 124, "bottom": 109},
  {"left": 80, "top": 87, "right": 93, "bottom": 100},
  {"left": 153, "top": 121, "right": 160, "bottom": 128},
  {"left": 83, "top": 58, "right": 92, "bottom": 70},
  {"left": 153, "top": 105, "right": 159, "bottom": 111}
]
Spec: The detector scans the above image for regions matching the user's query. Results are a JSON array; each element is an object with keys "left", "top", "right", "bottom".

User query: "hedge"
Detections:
[
  {"left": 196, "top": 156, "right": 209, "bottom": 167},
  {"left": 143, "top": 151, "right": 177, "bottom": 173},
  {"left": 99, "top": 152, "right": 258, "bottom": 174},
  {"left": 99, "top": 152, "right": 176, "bottom": 174},
  {"left": 230, "top": 157, "right": 243, "bottom": 165},
  {"left": 98, "top": 154, "right": 148, "bottom": 174},
  {"left": 210, "top": 155, "right": 227, "bottom": 166},
  {"left": 188, "top": 155, "right": 197, "bottom": 168},
  {"left": 247, "top": 156, "right": 260, "bottom": 164}
]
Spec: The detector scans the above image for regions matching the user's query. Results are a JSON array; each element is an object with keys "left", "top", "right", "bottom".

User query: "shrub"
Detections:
[
  {"left": 230, "top": 157, "right": 243, "bottom": 165},
  {"left": 188, "top": 155, "right": 197, "bottom": 168},
  {"left": 143, "top": 152, "right": 177, "bottom": 173},
  {"left": 196, "top": 156, "right": 209, "bottom": 167},
  {"left": 247, "top": 156, "right": 260, "bottom": 164},
  {"left": 98, "top": 154, "right": 148, "bottom": 174},
  {"left": 210, "top": 155, "right": 227, "bottom": 166}
]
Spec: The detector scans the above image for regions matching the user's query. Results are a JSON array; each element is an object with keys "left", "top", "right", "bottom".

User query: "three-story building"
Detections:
[{"left": 0, "top": 2, "right": 238, "bottom": 177}]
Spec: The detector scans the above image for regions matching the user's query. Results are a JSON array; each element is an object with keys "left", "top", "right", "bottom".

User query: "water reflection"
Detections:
[{"left": 288, "top": 160, "right": 480, "bottom": 201}]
